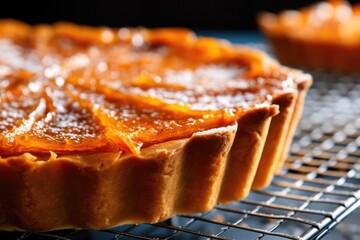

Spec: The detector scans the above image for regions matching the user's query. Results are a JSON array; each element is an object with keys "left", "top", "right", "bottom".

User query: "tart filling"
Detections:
[{"left": 1, "top": 21, "right": 293, "bottom": 156}]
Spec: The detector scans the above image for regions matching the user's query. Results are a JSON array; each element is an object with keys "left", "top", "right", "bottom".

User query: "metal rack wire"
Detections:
[{"left": 2, "top": 68, "right": 360, "bottom": 240}]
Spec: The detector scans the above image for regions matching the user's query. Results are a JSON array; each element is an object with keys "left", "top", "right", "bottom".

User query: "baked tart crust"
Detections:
[{"left": 0, "top": 20, "right": 312, "bottom": 231}]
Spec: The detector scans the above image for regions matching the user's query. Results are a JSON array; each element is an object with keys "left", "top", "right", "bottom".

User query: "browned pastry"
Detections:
[
  {"left": 258, "top": 0, "right": 360, "bottom": 72},
  {"left": 0, "top": 20, "right": 312, "bottom": 231}
]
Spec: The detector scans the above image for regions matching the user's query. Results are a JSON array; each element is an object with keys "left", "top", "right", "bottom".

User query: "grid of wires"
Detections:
[{"left": 2, "top": 71, "right": 360, "bottom": 240}]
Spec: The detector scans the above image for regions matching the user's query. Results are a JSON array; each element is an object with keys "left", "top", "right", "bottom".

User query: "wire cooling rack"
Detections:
[{"left": 2, "top": 65, "right": 360, "bottom": 239}]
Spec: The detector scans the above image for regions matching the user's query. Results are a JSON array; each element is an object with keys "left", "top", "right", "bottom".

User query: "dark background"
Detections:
[{"left": 1, "top": 0, "right": 359, "bottom": 30}]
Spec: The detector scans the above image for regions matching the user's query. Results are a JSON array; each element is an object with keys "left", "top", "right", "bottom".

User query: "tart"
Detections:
[
  {"left": 0, "top": 20, "right": 312, "bottom": 231},
  {"left": 258, "top": 0, "right": 360, "bottom": 72}
]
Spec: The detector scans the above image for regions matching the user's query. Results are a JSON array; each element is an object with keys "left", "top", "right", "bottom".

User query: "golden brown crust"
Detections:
[
  {"left": 0, "top": 125, "right": 236, "bottom": 231},
  {"left": 253, "top": 71, "right": 313, "bottom": 186},
  {"left": 276, "top": 73, "right": 313, "bottom": 173},
  {"left": 252, "top": 91, "right": 297, "bottom": 189},
  {"left": 219, "top": 106, "right": 278, "bottom": 203}
]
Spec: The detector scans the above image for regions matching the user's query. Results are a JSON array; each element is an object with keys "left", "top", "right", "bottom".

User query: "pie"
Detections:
[
  {"left": 258, "top": 0, "right": 360, "bottom": 72},
  {"left": 0, "top": 20, "right": 312, "bottom": 231}
]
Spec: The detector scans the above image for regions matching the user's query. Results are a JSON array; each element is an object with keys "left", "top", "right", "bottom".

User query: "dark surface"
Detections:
[{"left": 0, "top": 0, "right": 359, "bottom": 29}]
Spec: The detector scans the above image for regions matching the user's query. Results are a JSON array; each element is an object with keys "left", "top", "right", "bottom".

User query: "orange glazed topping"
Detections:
[{"left": 0, "top": 21, "right": 293, "bottom": 156}]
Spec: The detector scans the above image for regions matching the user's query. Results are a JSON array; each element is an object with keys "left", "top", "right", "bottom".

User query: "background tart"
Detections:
[
  {"left": 258, "top": 0, "right": 360, "bottom": 72},
  {"left": 0, "top": 20, "right": 312, "bottom": 231}
]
